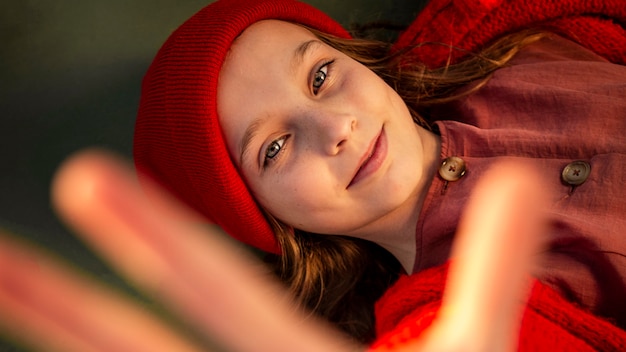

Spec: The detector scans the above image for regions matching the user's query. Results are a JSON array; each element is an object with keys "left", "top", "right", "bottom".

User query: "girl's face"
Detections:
[{"left": 218, "top": 20, "right": 431, "bottom": 241}]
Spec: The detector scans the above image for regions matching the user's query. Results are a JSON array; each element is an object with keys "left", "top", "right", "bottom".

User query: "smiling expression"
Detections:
[{"left": 217, "top": 20, "right": 432, "bottom": 241}]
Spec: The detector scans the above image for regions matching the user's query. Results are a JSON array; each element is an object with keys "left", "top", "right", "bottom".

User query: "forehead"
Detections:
[
  {"left": 218, "top": 19, "right": 319, "bottom": 99},
  {"left": 218, "top": 20, "right": 321, "bottom": 94},
  {"left": 228, "top": 20, "right": 317, "bottom": 56}
]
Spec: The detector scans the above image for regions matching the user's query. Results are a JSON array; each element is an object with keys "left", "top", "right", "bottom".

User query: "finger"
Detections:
[
  {"left": 0, "top": 232, "right": 206, "bottom": 352},
  {"left": 425, "top": 161, "right": 549, "bottom": 351},
  {"left": 51, "top": 149, "right": 360, "bottom": 352}
]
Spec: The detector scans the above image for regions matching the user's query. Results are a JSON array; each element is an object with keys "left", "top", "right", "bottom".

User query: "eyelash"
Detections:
[{"left": 312, "top": 60, "right": 334, "bottom": 95}]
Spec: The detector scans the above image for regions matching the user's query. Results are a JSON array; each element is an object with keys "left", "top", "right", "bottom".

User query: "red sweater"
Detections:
[
  {"left": 371, "top": 0, "right": 626, "bottom": 350},
  {"left": 372, "top": 265, "right": 626, "bottom": 351},
  {"left": 393, "top": 0, "right": 626, "bottom": 67}
]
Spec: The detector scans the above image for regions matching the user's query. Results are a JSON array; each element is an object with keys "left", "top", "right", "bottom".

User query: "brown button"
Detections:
[
  {"left": 439, "top": 156, "right": 466, "bottom": 181},
  {"left": 561, "top": 161, "right": 591, "bottom": 186}
]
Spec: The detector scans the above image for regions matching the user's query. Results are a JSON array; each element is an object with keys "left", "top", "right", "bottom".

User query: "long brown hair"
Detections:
[{"left": 263, "top": 27, "right": 546, "bottom": 343}]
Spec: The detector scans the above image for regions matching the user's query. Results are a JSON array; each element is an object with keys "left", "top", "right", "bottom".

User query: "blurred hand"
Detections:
[
  {"left": 382, "top": 161, "right": 548, "bottom": 352},
  {"left": 0, "top": 151, "right": 547, "bottom": 351}
]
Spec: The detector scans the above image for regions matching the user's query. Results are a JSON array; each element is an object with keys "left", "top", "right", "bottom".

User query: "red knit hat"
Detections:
[{"left": 133, "top": 0, "right": 350, "bottom": 253}]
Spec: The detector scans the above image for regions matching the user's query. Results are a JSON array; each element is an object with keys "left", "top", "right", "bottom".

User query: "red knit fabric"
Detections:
[
  {"left": 371, "top": 264, "right": 626, "bottom": 351},
  {"left": 133, "top": 0, "right": 349, "bottom": 253},
  {"left": 393, "top": 0, "right": 626, "bottom": 68}
]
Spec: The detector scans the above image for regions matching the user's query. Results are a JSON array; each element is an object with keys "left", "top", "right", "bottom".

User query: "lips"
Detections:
[{"left": 348, "top": 129, "right": 387, "bottom": 188}]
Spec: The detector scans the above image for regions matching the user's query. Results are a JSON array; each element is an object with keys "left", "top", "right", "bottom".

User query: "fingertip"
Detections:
[
  {"left": 478, "top": 160, "right": 550, "bottom": 206},
  {"left": 51, "top": 149, "right": 134, "bottom": 223}
]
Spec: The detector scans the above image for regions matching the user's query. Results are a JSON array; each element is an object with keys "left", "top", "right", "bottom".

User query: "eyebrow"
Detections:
[
  {"left": 239, "top": 116, "right": 267, "bottom": 170},
  {"left": 291, "top": 39, "right": 322, "bottom": 71}
]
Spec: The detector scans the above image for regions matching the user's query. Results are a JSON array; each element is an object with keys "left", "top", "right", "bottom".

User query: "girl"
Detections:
[
  {"left": 2, "top": 0, "right": 623, "bottom": 351},
  {"left": 133, "top": 0, "right": 626, "bottom": 348}
]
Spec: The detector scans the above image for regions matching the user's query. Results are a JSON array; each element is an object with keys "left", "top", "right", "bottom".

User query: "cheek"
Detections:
[
  {"left": 345, "top": 68, "right": 397, "bottom": 112},
  {"left": 254, "top": 169, "right": 336, "bottom": 225}
]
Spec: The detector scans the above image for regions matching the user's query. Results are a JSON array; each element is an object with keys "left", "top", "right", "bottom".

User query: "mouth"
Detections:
[{"left": 348, "top": 128, "right": 387, "bottom": 188}]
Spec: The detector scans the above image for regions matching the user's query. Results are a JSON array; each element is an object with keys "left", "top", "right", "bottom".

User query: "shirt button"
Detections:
[
  {"left": 561, "top": 160, "right": 591, "bottom": 186},
  {"left": 439, "top": 156, "right": 466, "bottom": 181}
]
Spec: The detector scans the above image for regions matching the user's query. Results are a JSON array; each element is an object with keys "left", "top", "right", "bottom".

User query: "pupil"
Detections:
[
  {"left": 268, "top": 142, "right": 280, "bottom": 157},
  {"left": 314, "top": 71, "right": 326, "bottom": 87}
]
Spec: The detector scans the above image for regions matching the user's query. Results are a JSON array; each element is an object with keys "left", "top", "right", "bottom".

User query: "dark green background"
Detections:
[{"left": 0, "top": 1, "right": 427, "bottom": 350}]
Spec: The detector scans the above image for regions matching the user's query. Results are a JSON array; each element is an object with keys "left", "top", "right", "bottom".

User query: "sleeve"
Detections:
[
  {"left": 392, "top": 0, "right": 626, "bottom": 68},
  {"left": 369, "top": 264, "right": 626, "bottom": 351}
]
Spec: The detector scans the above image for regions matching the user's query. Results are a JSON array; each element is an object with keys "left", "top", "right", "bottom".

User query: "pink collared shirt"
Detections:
[{"left": 415, "top": 35, "right": 626, "bottom": 328}]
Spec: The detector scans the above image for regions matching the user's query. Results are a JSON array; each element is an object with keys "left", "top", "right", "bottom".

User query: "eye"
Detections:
[
  {"left": 312, "top": 60, "right": 333, "bottom": 94},
  {"left": 263, "top": 135, "right": 288, "bottom": 166}
]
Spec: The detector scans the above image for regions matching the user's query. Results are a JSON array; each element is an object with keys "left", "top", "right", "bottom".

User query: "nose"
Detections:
[{"left": 308, "top": 109, "right": 356, "bottom": 155}]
